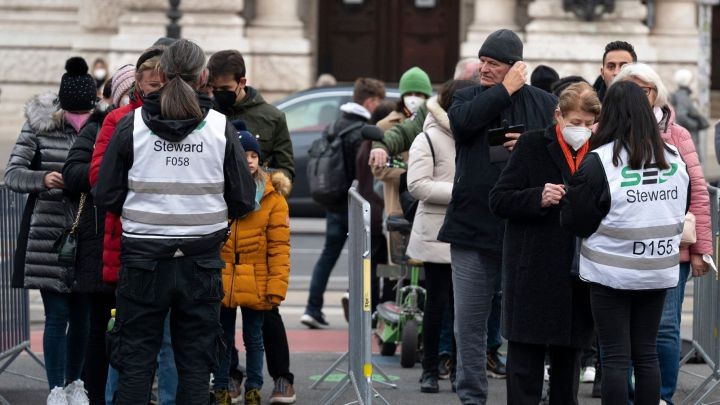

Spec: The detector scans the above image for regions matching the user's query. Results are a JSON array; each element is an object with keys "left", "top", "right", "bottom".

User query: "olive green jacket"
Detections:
[
  {"left": 225, "top": 86, "right": 295, "bottom": 181},
  {"left": 371, "top": 103, "right": 428, "bottom": 155}
]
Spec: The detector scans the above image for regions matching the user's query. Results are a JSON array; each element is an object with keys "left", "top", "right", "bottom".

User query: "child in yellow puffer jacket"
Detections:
[{"left": 213, "top": 124, "right": 291, "bottom": 405}]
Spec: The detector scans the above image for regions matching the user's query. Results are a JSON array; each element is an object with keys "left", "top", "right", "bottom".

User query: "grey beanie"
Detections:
[{"left": 478, "top": 29, "right": 523, "bottom": 65}]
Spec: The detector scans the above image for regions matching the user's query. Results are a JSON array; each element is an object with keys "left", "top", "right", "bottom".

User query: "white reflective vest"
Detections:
[
  {"left": 122, "top": 108, "right": 228, "bottom": 238},
  {"left": 580, "top": 142, "right": 689, "bottom": 290}
]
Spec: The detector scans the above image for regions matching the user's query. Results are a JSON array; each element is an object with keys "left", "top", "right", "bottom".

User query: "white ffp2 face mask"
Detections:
[
  {"left": 561, "top": 126, "right": 592, "bottom": 151},
  {"left": 403, "top": 95, "right": 424, "bottom": 115}
]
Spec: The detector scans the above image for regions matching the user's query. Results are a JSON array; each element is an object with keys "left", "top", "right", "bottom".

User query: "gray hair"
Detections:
[
  {"left": 159, "top": 39, "right": 206, "bottom": 120},
  {"left": 454, "top": 58, "right": 481, "bottom": 81},
  {"left": 613, "top": 63, "right": 669, "bottom": 108},
  {"left": 674, "top": 69, "right": 693, "bottom": 88}
]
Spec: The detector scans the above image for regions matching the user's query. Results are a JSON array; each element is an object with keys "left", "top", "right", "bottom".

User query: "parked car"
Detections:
[{"left": 274, "top": 86, "right": 400, "bottom": 217}]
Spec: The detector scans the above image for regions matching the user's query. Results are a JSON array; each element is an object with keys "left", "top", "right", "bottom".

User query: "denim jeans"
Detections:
[
  {"left": 105, "top": 313, "right": 178, "bottom": 405},
  {"left": 40, "top": 291, "right": 91, "bottom": 390},
  {"left": 109, "top": 253, "right": 224, "bottom": 405},
  {"left": 656, "top": 262, "right": 691, "bottom": 405},
  {"left": 487, "top": 271, "right": 503, "bottom": 353},
  {"left": 215, "top": 307, "right": 265, "bottom": 391},
  {"left": 306, "top": 210, "right": 348, "bottom": 317},
  {"left": 451, "top": 245, "right": 501, "bottom": 405}
]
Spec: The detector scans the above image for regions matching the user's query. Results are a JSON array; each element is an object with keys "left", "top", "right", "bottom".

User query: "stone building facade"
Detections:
[{"left": 0, "top": 0, "right": 712, "bottom": 175}]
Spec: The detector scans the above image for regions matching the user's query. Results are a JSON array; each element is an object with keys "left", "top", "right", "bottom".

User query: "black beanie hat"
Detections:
[
  {"left": 58, "top": 56, "right": 97, "bottom": 112},
  {"left": 232, "top": 119, "right": 261, "bottom": 160},
  {"left": 530, "top": 65, "right": 560, "bottom": 93},
  {"left": 478, "top": 29, "right": 523, "bottom": 65}
]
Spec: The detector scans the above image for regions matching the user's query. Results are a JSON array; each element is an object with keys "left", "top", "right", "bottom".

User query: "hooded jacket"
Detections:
[
  {"left": 222, "top": 86, "right": 295, "bottom": 182},
  {"left": 4, "top": 92, "right": 78, "bottom": 292},
  {"left": 89, "top": 90, "right": 143, "bottom": 283},
  {"left": 671, "top": 86, "right": 710, "bottom": 139},
  {"left": 439, "top": 84, "right": 557, "bottom": 253},
  {"left": 62, "top": 108, "right": 113, "bottom": 293},
  {"left": 94, "top": 90, "right": 256, "bottom": 258},
  {"left": 406, "top": 96, "right": 455, "bottom": 264},
  {"left": 659, "top": 106, "right": 712, "bottom": 262},
  {"left": 221, "top": 172, "right": 291, "bottom": 310}
]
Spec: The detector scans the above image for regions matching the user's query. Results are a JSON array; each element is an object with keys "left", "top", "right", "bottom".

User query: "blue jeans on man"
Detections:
[
  {"left": 305, "top": 210, "right": 348, "bottom": 319},
  {"left": 451, "top": 245, "right": 502, "bottom": 404},
  {"left": 656, "top": 262, "right": 691, "bottom": 404}
]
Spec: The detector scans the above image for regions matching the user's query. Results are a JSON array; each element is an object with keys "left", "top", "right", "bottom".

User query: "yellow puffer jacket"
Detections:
[{"left": 221, "top": 171, "right": 291, "bottom": 310}]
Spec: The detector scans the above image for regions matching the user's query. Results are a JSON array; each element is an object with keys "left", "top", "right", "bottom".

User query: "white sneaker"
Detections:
[
  {"left": 581, "top": 366, "right": 596, "bottom": 383},
  {"left": 543, "top": 365, "right": 550, "bottom": 382},
  {"left": 47, "top": 387, "right": 68, "bottom": 405},
  {"left": 660, "top": 401, "right": 668, "bottom": 405},
  {"left": 64, "top": 380, "right": 89, "bottom": 405}
]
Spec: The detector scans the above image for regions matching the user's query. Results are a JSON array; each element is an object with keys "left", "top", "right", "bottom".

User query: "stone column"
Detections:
[
  {"left": 245, "top": 0, "right": 311, "bottom": 100},
  {"left": 461, "top": 0, "right": 518, "bottom": 57},
  {"left": 247, "top": 0, "right": 303, "bottom": 38},
  {"left": 523, "top": 0, "right": 650, "bottom": 83},
  {"left": 178, "top": 0, "right": 246, "bottom": 53},
  {"left": 109, "top": 0, "right": 170, "bottom": 55},
  {"left": 650, "top": 0, "right": 699, "bottom": 68},
  {"left": 653, "top": 0, "right": 698, "bottom": 36}
]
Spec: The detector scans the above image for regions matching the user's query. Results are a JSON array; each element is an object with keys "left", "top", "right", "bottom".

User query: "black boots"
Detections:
[{"left": 419, "top": 371, "right": 439, "bottom": 393}]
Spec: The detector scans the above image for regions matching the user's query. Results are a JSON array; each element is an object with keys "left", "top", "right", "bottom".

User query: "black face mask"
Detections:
[{"left": 214, "top": 88, "right": 238, "bottom": 111}]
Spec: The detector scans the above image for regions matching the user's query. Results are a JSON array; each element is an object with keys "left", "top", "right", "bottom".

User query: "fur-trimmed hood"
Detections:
[
  {"left": 24, "top": 92, "right": 65, "bottom": 133},
  {"left": 425, "top": 96, "right": 451, "bottom": 134},
  {"left": 269, "top": 171, "right": 292, "bottom": 198}
]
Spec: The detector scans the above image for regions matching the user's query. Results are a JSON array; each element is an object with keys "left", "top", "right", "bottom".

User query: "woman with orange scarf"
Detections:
[{"left": 489, "top": 82, "right": 600, "bottom": 403}]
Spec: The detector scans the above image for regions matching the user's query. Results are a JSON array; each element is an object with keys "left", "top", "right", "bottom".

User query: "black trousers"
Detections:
[
  {"left": 590, "top": 284, "right": 666, "bottom": 405},
  {"left": 421, "top": 262, "right": 455, "bottom": 373},
  {"left": 83, "top": 292, "right": 116, "bottom": 405},
  {"left": 263, "top": 307, "right": 294, "bottom": 384},
  {"left": 506, "top": 341, "right": 581, "bottom": 405},
  {"left": 110, "top": 253, "right": 224, "bottom": 405}
]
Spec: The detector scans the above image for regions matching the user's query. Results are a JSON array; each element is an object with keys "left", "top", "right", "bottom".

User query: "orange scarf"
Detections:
[{"left": 555, "top": 124, "right": 589, "bottom": 175}]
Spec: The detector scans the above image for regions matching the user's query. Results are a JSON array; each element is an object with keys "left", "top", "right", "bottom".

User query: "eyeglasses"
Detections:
[{"left": 640, "top": 86, "right": 656, "bottom": 96}]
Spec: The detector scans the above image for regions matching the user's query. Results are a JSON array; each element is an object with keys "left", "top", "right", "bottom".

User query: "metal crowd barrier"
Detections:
[
  {"left": 310, "top": 182, "right": 395, "bottom": 405},
  {"left": 0, "top": 185, "right": 45, "bottom": 404},
  {"left": 682, "top": 186, "right": 720, "bottom": 404}
]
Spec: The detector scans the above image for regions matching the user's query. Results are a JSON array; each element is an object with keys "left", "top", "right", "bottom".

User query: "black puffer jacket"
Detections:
[
  {"left": 4, "top": 92, "right": 78, "bottom": 292},
  {"left": 62, "top": 109, "right": 112, "bottom": 294}
]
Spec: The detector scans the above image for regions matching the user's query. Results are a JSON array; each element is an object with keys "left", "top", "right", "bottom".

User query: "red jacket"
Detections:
[
  {"left": 660, "top": 107, "right": 713, "bottom": 262},
  {"left": 89, "top": 94, "right": 142, "bottom": 283}
]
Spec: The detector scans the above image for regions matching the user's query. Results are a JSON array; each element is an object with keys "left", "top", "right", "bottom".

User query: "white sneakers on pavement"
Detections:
[
  {"left": 581, "top": 366, "right": 596, "bottom": 383},
  {"left": 47, "top": 387, "right": 68, "bottom": 405},
  {"left": 64, "top": 380, "right": 89, "bottom": 405}
]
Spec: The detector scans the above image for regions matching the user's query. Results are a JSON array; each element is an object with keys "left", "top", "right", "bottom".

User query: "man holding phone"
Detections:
[{"left": 438, "top": 29, "right": 557, "bottom": 404}]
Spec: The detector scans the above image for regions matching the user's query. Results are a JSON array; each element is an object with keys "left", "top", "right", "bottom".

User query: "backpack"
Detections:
[
  {"left": 307, "top": 120, "right": 364, "bottom": 206},
  {"left": 399, "top": 132, "right": 435, "bottom": 222}
]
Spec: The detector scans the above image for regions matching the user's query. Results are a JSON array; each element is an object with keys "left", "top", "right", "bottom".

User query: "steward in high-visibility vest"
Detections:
[
  {"left": 94, "top": 39, "right": 255, "bottom": 404},
  {"left": 579, "top": 143, "right": 689, "bottom": 290}
]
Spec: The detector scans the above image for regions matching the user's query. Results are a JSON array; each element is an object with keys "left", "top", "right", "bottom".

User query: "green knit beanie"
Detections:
[{"left": 399, "top": 67, "right": 432, "bottom": 97}]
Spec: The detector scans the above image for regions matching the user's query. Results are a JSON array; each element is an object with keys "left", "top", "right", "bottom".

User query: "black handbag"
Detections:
[{"left": 53, "top": 193, "right": 86, "bottom": 266}]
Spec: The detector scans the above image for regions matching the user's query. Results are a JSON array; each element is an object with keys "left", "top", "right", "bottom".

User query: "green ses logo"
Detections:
[{"left": 620, "top": 163, "right": 677, "bottom": 187}]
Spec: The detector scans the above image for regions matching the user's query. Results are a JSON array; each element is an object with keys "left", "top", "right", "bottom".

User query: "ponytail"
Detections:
[
  {"left": 159, "top": 39, "right": 206, "bottom": 120},
  {"left": 161, "top": 76, "right": 203, "bottom": 120}
]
